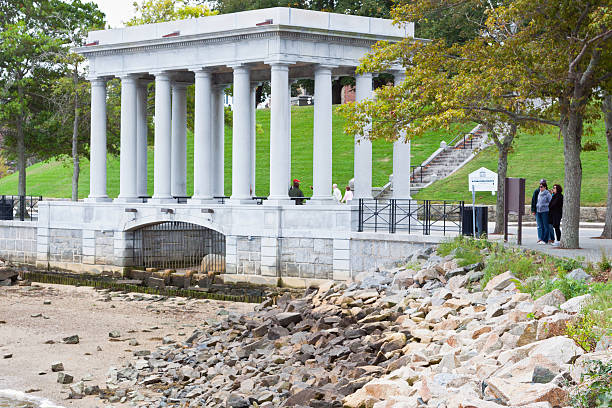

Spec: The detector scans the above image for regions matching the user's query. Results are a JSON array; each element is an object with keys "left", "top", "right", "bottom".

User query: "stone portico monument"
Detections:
[{"left": 32, "top": 8, "right": 419, "bottom": 284}]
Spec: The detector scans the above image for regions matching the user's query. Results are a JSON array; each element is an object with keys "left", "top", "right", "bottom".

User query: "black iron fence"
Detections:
[
  {"left": 133, "top": 221, "right": 225, "bottom": 271},
  {"left": 0, "top": 195, "right": 43, "bottom": 221},
  {"left": 357, "top": 198, "right": 464, "bottom": 235},
  {"left": 410, "top": 165, "right": 425, "bottom": 184}
]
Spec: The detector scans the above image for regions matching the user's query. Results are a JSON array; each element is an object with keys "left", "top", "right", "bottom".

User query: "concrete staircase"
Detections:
[{"left": 374, "top": 125, "right": 489, "bottom": 199}]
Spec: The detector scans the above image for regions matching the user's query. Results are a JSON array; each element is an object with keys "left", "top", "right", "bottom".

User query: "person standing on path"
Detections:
[
  {"left": 341, "top": 186, "right": 353, "bottom": 204},
  {"left": 531, "top": 178, "right": 544, "bottom": 241},
  {"left": 549, "top": 184, "right": 564, "bottom": 246},
  {"left": 332, "top": 184, "right": 342, "bottom": 203},
  {"left": 288, "top": 179, "right": 305, "bottom": 205},
  {"left": 535, "top": 181, "right": 552, "bottom": 244}
]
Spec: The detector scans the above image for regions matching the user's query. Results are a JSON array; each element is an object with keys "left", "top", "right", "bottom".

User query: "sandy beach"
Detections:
[{"left": 0, "top": 282, "right": 254, "bottom": 407}]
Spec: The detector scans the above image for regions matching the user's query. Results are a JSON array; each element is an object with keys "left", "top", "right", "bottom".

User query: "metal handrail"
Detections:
[
  {"left": 410, "top": 165, "right": 425, "bottom": 184},
  {"left": 0, "top": 195, "right": 43, "bottom": 221},
  {"left": 357, "top": 198, "right": 464, "bottom": 235}
]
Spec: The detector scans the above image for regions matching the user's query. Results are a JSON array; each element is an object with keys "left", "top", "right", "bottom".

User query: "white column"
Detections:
[
  {"left": 312, "top": 65, "right": 334, "bottom": 202},
  {"left": 116, "top": 74, "right": 139, "bottom": 202},
  {"left": 136, "top": 81, "right": 148, "bottom": 198},
  {"left": 86, "top": 77, "right": 111, "bottom": 202},
  {"left": 212, "top": 85, "right": 225, "bottom": 197},
  {"left": 230, "top": 65, "right": 252, "bottom": 202},
  {"left": 250, "top": 82, "right": 258, "bottom": 196},
  {"left": 152, "top": 72, "right": 173, "bottom": 203},
  {"left": 191, "top": 69, "right": 213, "bottom": 202},
  {"left": 267, "top": 62, "right": 291, "bottom": 203},
  {"left": 354, "top": 73, "right": 373, "bottom": 199},
  {"left": 392, "top": 71, "right": 412, "bottom": 199},
  {"left": 171, "top": 82, "right": 188, "bottom": 197},
  {"left": 288, "top": 81, "right": 293, "bottom": 188}
]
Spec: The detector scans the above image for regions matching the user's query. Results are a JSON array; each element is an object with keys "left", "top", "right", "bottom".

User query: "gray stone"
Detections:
[
  {"left": 62, "top": 335, "right": 79, "bottom": 344},
  {"left": 532, "top": 366, "right": 556, "bottom": 384},
  {"left": 57, "top": 372, "right": 74, "bottom": 384},
  {"left": 51, "top": 362, "right": 64, "bottom": 372},
  {"left": 566, "top": 268, "right": 591, "bottom": 282},
  {"left": 226, "top": 393, "right": 249, "bottom": 408},
  {"left": 534, "top": 289, "right": 566, "bottom": 308},
  {"left": 275, "top": 312, "right": 302, "bottom": 327},
  {"left": 560, "top": 294, "right": 592, "bottom": 314},
  {"left": 108, "top": 330, "right": 121, "bottom": 338}
]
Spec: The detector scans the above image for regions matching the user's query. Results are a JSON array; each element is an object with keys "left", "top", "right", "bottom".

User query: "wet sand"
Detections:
[{"left": 0, "top": 283, "right": 254, "bottom": 407}]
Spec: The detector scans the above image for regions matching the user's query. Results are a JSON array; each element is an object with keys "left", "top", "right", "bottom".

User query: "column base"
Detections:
[
  {"left": 187, "top": 197, "right": 216, "bottom": 205},
  {"left": 228, "top": 197, "right": 256, "bottom": 205},
  {"left": 264, "top": 198, "right": 294, "bottom": 206},
  {"left": 148, "top": 196, "right": 175, "bottom": 204},
  {"left": 309, "top": 195, "right": 336, "bottom": 205},
  {"left": 114, "top": 196, "right": 142, "bottom": 203},
  {"left": 85, "top": 196, "right": 112, "bottom": 203}
]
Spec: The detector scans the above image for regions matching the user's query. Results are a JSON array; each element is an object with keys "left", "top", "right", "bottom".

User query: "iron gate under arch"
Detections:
[{"left": 132, "top": 221, "right": 225, "bottom": 271}]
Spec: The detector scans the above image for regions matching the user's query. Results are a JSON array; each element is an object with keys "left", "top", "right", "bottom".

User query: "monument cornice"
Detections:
[{"left": 74, "top": 26, "right": 402, "bottom": 58}]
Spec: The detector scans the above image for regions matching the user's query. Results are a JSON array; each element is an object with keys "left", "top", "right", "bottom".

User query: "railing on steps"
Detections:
[
  {"left": 0, "top": 195, "right": 43, "bottom": 221},
  {"left": 357, "top": 198, "right": 464, "bottom": 235},
  {"left": 410, "top": 165, "right": 425, "bottom": 184}
]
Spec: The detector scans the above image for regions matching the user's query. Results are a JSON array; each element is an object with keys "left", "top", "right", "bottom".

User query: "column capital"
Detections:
[
  {"left": 151, "top": 70, "right": 173, "bottom": 80},
  {"left": 250, "top": 81, "right": 262, "bottom": 89},
  {"left": 314, "top": 63, "right": 337, "bottom": 71},
  {"left": 172, "top": 81, "right": 190, "bottom": 90},
  {"left": 87, "top": 76, "right": 110, "bottom": 85},
  {"left": 265, "top": 60, "right": 293, "bottom": 67},
  {"left": 229, "top": 63, "right": 251, "bottom": 73},
  {"left": 189, "top": 66, "right": 214, "bottom": 74},
  {"left": 118, "top": 73, "right": 140, "bottom": 82},
  {"left": 355, "top": 72, "right": 373, "bottom": 79}
]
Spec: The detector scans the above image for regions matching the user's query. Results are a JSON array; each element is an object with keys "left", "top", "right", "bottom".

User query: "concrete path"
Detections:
[{"left": 488, "top": 222, "right": 611, "bottom": 262}]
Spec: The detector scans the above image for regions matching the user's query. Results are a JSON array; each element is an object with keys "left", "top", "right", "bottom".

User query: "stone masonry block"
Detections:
[
  {"left": 261, "top": 256, "right": 276, "bottom": 267},
  {"left": 261, "top": 237, "right": 277, "bottom": 247},
  {"left": 333, "top": 248, "right": 350, "bottom": 261},
  {"left": 333, "top": 239, "right": 350, "bottom": 250},
  {"left": 333, "top": 259, "right": 350, "bottom": 271},
  {"left": 261, "top": 245, "right": 276, "bottom": 257},
  {"left": 82, "top": 230, "right": 95, "bottom": 239},
  {"left": 299, "top": 238, "right": 314, "bottom": 248}
]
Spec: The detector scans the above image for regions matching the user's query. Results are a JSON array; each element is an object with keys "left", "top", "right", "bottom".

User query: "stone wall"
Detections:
[
  {"left": 234, "top": 236, "right": 262, "bottom": 275},
  {"left": 350, "top": 235, "right": 434, "bottom": 274},
  {"left": 94, "top": 231, "right": 115, "bottom": 265},
  {"left": 48, "top": 228, "right": 83, "bottom": 265},
  {"left": 0, "top": 221, "right": 37, "bottom": 264},
  {"left": 280, "top": 237, "right": 333, "bottom": 280}
]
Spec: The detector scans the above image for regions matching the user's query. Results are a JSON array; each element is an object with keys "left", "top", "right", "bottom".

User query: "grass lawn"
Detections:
[
  {"left": 0, "top": 105, "right": 463, "bottom": 198},
  {"left": 415, "top": 119, "right": 608, "bottom": 206}
]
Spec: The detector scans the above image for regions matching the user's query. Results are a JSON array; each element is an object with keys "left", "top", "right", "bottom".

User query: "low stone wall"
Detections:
[
  {"left": 349, "top": 233, "right": 435, "bottom": 274},
  {"left": 0, "top": 221, "right": 37, "bottom": 265},
  {"left": 279, "top": 237, "right": 333, "bottom": 280}
]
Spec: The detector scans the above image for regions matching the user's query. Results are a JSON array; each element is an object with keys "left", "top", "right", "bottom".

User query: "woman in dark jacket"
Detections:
[{"left": 548, "top": 184, "right": 563, "bottom": 246}]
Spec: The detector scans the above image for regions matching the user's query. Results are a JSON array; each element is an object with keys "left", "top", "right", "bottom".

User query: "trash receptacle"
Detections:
[
  {"left": 462, "top": 206, "right": 488, "bottom": 237},
  {"left": 0, "top": 198, "right": 14, "bottom": 220}
]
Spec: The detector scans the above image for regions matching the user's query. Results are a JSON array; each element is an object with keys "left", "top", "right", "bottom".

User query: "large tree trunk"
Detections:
[
  {"left": 71, "top": 69, "right": 80, "bottom": 202},
  {"left": 494, "top": 143, "right": 511, "bottom": 234},
  {"left": 601, "top": 92, "right": 612, "bottom": 238},
  {"left": 560, "top": 106, "right": 584, "bottom": 249},
  {"left": 16, "top": 83, "right": 26, "bottom": 198}
]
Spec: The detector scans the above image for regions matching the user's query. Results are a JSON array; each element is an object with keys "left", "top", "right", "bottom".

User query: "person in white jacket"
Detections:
[
  {"left": 332, "top": 184, "right": 342, "bottom": 203},
  {"left": 341, "top": 186, "right": 353, "bottom": 204}
]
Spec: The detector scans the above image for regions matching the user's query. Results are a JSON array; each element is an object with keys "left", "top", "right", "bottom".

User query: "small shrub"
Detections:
[
  {"left": 556, "top": 256, "right": 585, "bottom": 272},
  {"left": 581, "top": 139, "right": 601, "bottom": 152},
  {"left": 566, "top": 311, "right": 600, "bottom": 352},
  {"left": 597, "top": 251, "right": 611, "bottom": 275},
  {"left": 570, "top": 359, "right": 612, "bottom": 408},
  {"left": 224, "top": 106, "right": 233, "bottom": 126}
]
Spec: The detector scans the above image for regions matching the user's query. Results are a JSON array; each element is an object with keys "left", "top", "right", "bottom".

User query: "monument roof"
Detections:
[{"left": 83, "top": 7, "right": 410, "bottom": 48}]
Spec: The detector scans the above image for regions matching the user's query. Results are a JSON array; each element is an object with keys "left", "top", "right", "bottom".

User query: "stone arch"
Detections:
[{"left": 121, "top": 213, "right": 227, "bottom": 236}]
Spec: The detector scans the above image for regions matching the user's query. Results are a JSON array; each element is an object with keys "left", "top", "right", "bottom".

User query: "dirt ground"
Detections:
[{"left": 0, "top": 282, "right": 255, "bottom": 407}]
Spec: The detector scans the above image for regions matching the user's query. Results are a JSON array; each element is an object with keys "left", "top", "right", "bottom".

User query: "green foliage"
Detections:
[
  {"left": 566, "top": 312, "right": 602, "bottom": 353},
  {"left": 126, "top": 0, "right": 217, "bottom": 26},
  {"left": 582, "top": 139, "right": 601, "bottom": 152},
  {"left": 597, "top": 251, "right": 612, "bottom": 274},
  {"left": 570, "top": 359, "right": 612, "bottom": 408},
  {"left": 555, "top": 257, "right": 585, "bottom": 273},
  {"left": 224, "top": 106, "right": 233, "bottom": 127}
]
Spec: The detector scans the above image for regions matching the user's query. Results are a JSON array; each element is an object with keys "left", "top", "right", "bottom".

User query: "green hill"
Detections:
[
  {"left": 415, "top": 119, "right": 608, "bottom": 206},
  {"left": 0, "top": 105, "right": 461, "bottom": 198}
]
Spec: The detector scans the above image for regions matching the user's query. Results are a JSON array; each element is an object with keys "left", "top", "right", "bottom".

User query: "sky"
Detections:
[{"left": 92, "top": 0, "right": 136, "bottom": 28}]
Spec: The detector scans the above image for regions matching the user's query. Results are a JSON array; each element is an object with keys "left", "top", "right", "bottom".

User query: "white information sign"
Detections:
[{"left": 469, "top": 167, "right": 498, "bottom": 193}]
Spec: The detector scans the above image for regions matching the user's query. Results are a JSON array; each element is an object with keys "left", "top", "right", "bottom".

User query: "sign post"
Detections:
[
  {"left": 504, "top": 177, "right": 526, "bottom": 245},
  {"left": 468, "top": 167, "right": 498, "bottom": 238}
]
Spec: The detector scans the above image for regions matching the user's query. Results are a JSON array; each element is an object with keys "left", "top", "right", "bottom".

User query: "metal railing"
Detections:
[
  {"left": 357, "top": 198, "right": 464, "bottom": 235},
  {"left": 0, "top": 195, "right": 43, "bottom": 221},
  {"left": 410, "top": 165, "right": 425, "bottom": 184}
]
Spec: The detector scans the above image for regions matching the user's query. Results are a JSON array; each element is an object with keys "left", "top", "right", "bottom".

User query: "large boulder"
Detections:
[
  {"left": 487, "top": 377, "right": 568, "bottom": 406},
  {"left": 484, "top": 271, "right": 517, "bottom": 292}
]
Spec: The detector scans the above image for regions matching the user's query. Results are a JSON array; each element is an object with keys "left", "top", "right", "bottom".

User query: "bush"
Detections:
[
  {"left": 224, "top": 106, "right": 232, "bottom": 126},
  {"left": 566, "top": 311, "right": 601, "bottom": 352},
  {"left": 570, "top": 359, "right": 612, "bottom": 408},
  {"left": 581, "top": 139, "right": 601, "bottom": 152}
]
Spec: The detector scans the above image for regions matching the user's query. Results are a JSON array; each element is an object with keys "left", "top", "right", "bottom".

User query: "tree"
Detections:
[
  {"left": 495, "top": 0, "right": 612, "bottom": 249},
  {"left": 127, "top": 0, "right": 217, "bottom": 26},
  {"left": 339, "top": 1, "right": 556, "bottom": 235},
  {"left": 602, "top": 91, "right": 612, "bottom": 238}
]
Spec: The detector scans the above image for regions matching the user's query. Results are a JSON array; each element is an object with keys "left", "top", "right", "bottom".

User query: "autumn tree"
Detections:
[
  {"left": 127, "top": 0, "right": 217, "bottom": 26},
  {"left": 340, "top": 1, "right": 557, "bottom": 234}
]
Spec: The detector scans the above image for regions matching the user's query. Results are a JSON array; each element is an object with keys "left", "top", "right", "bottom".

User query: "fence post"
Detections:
[
  {"left": 358, "top": 199, "right": 363, "bottom": 232},
  {"left": 19, "top": 195, "right": 25, "bottom": 221},
  {"left": 389, "top": 199, "right": 395, "bottom": 233}
]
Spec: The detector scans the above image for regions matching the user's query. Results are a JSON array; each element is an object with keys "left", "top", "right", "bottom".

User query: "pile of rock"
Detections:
[
  {"left": 0, "top": 260, "right": 20, "bottom": 286},
  {"left": 99, "top": 248, "right": 610, "bottom": 407}
]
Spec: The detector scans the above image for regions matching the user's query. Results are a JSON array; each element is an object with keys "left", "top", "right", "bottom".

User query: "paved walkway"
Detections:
[{"left": 488, "top": 222, "right": 611, "bottom": 262}]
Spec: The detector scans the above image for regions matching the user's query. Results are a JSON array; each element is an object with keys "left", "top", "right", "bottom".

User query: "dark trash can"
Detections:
[
  {"left": 462, "top": 206, "right": 488, "bottom": 237},
  {"left": 0, "top": 198, "right": 14, "bottom": 220}
]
